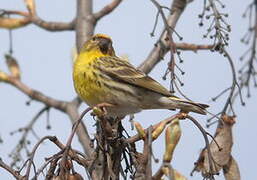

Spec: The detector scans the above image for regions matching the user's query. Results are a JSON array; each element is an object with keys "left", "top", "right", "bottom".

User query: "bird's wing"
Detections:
[{"left": 97, "top": 56, "right": 173, "bottom": 97}]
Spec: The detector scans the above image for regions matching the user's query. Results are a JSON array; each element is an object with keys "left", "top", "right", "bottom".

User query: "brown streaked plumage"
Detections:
[{"left": 73, "top": 34, "right": 209, "bottom": 117}]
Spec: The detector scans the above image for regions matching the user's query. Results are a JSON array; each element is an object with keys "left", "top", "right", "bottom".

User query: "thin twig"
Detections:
[
  {"left": 25, "top": 136, "right": 57, "bottom": 180},
  {"left": 59, "top": 107, "right": 92, "bottom": 176},
  {"left": 9, "top": 106, "right": 49, "bottom": 167},
  {"left": 186, "top": 115, "right": 215, "bottom": 179},
  {"left": 138, "top": 0, "right": 187, "bottom": 74},
  {"left": 0, "top": 158, "right": 23, "bottom": 179}
]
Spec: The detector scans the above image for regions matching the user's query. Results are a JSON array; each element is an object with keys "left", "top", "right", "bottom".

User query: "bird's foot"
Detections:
[
  {"left": 91, "top": 102, "right": 115, "bottom": 117},
  {"left": 178, "top": 111, "right": 188, "bottom": 119}
]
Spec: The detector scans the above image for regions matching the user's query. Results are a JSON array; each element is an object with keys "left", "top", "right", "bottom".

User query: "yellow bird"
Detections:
[{"left": 73, "top": 34, "right": 208, "bottom": 118}]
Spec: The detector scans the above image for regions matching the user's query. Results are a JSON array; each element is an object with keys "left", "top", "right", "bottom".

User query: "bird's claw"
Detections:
[
  {"left": 178, "top": 111, "right": 188, "bottom": 119},
  {"left": 91, "top": 103, "right": 114, "bottom": 117}
]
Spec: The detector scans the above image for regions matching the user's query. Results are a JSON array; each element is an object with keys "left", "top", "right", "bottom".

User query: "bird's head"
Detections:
[{"left": 81, "top": 34, "right": 115, "bottom": 56}]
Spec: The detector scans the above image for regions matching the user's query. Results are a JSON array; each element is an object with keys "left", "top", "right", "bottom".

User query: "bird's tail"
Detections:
[{"left": 168, "top": 97, "right": 209, "bottom": 115}]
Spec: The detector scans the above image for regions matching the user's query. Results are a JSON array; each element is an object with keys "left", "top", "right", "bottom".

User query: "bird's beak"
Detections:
[{"left": 99, "top": 38, "right": 112, "bottom": 54}]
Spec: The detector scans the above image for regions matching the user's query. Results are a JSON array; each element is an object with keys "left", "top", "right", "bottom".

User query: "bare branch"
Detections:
[
  {"left": 59, "top": 107, "right": 92, "bottom": 177},
  {"left": 175, "top": 42, "right": 214, "bottom": 51},
  {"left": 75, "top": 0, "right": 95, "bottom": 50},
  {"left": 94, "top": 0, "right": 122, "bottom": 21},
  {"left": 32, "top": 136, "right": 89, "bottom": 179},
  {"left": 145, "top": 127, "right": 153, "bottom": 179},
  {"left": 221, "top": 50, "right": 242, "bottom": 114},
  {"left": 9, "top": 106, "right": 49, "bottom": 168},
  {"left": 138, "top": 0, "right": 187, "bottom": 74},
  {"left": 31, "top": 16, "right": 75, "bottom": 31},
  {"left": 25, "top": 0, "right": 75, "bottom": 31},
  {"left": 0, "top": 158, "right": 23, "bottom": 179},
  {"left": 199, "top": 0, "right": 230, "bottom": 48},
  {"left": 186, "top": 115, "right": 215, "bottom": 179},
  {"left": 7, "top": 77, "right": 67, "bottom": 112},
  {"left": 0, "top": 17, "right": 30, "bottom": 29},
  {"left": 66, "top": 102, "right": 94, "bottom": 156},
  {"left": 238, "top": 1, "right": 257, "bottom": 99},
  {"left": 0, "top": 9, "right": 75, "bottom": 31},
  {"left": 0, "top": 10, "right": 29, "bottom": 17},
  {"left": 25, "top": 136, "right": 55, "bottom": 179}
]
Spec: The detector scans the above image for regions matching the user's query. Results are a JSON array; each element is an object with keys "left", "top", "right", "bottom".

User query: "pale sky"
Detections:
[{"left": 0, "top": 0, "right": 256, "bottom": 179}]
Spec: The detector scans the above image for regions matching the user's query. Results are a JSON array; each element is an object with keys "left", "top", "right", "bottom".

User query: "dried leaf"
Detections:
[
  {"left": 5, "top": 54, "right": 21, "bottom": 79},
  {"left": 193, "top": 115, "right": 235, "bottom": 176},
  {"left": 223, "top": 156, "right": 241, "bottom": 180},
  {"left": 0, "top": 17, "right": 30, "bottom": 29},
  {"left": 191, "top": 149, "right": 205, "bottom": 174},
  {"left": 205, "top": 115, "right": 234, "bottom": 170},
  {"left": 163, "top": 118, "right": 181, "bottom": 162}
]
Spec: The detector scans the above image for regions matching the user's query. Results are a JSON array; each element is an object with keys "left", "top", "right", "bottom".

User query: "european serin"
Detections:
[{"left": 73, "top": 34, "right": 208, "bottom": 118}]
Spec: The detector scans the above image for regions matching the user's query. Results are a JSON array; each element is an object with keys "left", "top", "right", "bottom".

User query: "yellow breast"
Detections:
[{"left": 73, "top": 50, "right": 107, "bottom": 107}]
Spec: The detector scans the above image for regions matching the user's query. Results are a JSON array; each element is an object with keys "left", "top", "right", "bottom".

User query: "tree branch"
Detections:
[
  {"left": 138, "top": 0, "right": 187, "bottom": 74},
  {"left": 0, "top": 9, "right": 75, "bottom": 31},
  {"left": 75, "top": 0, "right": 95, "bottom": 50},
  {"left": 9, "top": 106, "right": 49, "bottom": 167},
  {"left": 65, "top": 102, "right": 94, "bottom": 156},
  {"left": 59, "top": 107, "right": 92, "bottom": 177},
  {"left": 0, "top": 158, "right": 23, "bottom": 179},
  {"left": 31, "top": 16, "right": 75, "bottom": 31},
  {"left": 175, "top": 42, "right": 214, "bottom": 51},
  {"left": 27, "top": 0, "right": 75, "bottom": 31},
  {"left": 7, "top": 77, "right": 67, "bottom": 112},
  {"left": 94, "top": 0, "right": 122, "bottom": 21},
  {"left": 0, "top": 10, "right": 29, "bottom": 17}
]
